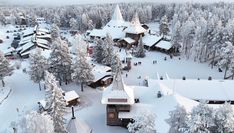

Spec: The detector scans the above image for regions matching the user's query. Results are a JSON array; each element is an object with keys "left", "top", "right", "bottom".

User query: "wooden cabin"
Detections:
[{"left": 64, "top": 91, "right": 80, "bottom": 107}]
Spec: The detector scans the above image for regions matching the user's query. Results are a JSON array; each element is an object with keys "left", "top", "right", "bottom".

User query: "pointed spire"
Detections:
[
  {"left": 131, "top": 12, "right": 141, "bottom": 26},
  {"left": 111, "top": 4, "right": 124, "bottom": 22},
  {"left": 111, "top": 58, "right": 125, "bottom": 91}
]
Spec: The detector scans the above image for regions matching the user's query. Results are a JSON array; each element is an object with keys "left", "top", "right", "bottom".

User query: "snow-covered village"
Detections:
[{"left": 1, "top": 0, "right": 234, "bottom": 133}]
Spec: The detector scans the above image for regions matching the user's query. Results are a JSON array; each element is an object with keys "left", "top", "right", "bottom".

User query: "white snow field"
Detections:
[{"left": 0, "top": 24, "right": 226, "bottom": 132}]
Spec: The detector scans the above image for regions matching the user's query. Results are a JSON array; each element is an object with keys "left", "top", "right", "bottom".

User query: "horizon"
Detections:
[{"left": 0, "top": 0, "right": 233, "bottom": 6}]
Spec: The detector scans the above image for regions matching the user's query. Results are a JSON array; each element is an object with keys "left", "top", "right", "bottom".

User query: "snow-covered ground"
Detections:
[{"left": 0, "top": 23, "right": 226, "bottom": 132}]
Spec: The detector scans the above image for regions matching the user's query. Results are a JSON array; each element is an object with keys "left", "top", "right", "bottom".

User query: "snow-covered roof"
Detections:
[
  {"left": 104, "top": 27, "right": 125, "bottom": 40},
  {"left": 37, "top": 43, "right": 49, "bottom": 49},
  {"left": 64, "top": 90, "right": 80, "bottom": 102},
  {"left": 18, "top": 41, "right": 35, "bottom": 54},
  {"left": 123, "top": 37, "right": 135, "bottom": 44},
  {"left": 92, "top": 64, "right": 112, "bottom": 82},
  {"left": 124, "top": 13, "right": 147, "bottom": 34},
  {"left": 155, "top": 40, "right": 172, "bottom": 50},
  {"left": 36, "top": 38, "right": 48, "bottom": 45},
  {"left": 67, "top": 117, "right": 92, "bottom": 133},
  {"left": 19, "top": 35, "right": 33, "bottom": 45},
  {"left": 154, "top": 79, "right": 234, "bottom": 101},
  {"left": 142, "top": 34, "right": 162, "bottom": 47},
  {"left": 36, "top": 34, "right": 51, "bottom": 39},
  {"left": 105, "top": 4, "right": 125, "bottom": 28},
  {"left": 89, "top": 29, "right": 106, "bottom": 38},
  {"left": 102, "top": 64, "right": 134, "bottom": 105},
  {"left": 22, "top": 28, "right": 34, "bottom": 37}
]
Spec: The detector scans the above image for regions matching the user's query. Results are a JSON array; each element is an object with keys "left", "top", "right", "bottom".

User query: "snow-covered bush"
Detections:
[
  {"left": 127, "top": 110, "right": 156, "bottom": 133},
  {"left": 186, "top": 101, "right": 215, "bottom": 133},
  {"left": 16, "top": 111, "right": 54, "bottom": 133},
  {"left": 166, "top": 105, "right": 188, "bottom": 133},
  {"left": 213, "top": 102, "right": 234, "bottom": 133}
]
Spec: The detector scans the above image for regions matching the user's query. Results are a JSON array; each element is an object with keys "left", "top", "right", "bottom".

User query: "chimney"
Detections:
[{"left": 72, "top": 106, "right": 76, "bottom": 119}]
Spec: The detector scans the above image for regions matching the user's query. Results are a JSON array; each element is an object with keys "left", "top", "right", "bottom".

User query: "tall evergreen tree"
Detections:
[
  {"left": 135, "top": 36, "right": 146, "bottom": 58},
  {"left": 51, "top": 23, "right": 60, "bottom": 40},
  {"left": 0, "top": 51, "right": 13, "bottom": 87},
  {"left": 49, "top": 38, "right": 72, "bottom": 85},
  {"left": 102, "top": 34, "right": 115, "bottom": 66},
  {"left": 160, "top": 15, "right": 170, "bottom": 38},
  {"left": 72, "top": 49, "right": 94, "bottom": 91},
  {"left": 29, "top": 48, "right": 48, "bottom": 90},
  {"left": 44, "top": 71, "right": 67, "bottom": 133}
]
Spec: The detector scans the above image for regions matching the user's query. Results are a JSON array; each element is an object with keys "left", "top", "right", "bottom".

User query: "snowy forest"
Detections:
[{"left": 1, "top": 2, "right": 234, "bottom": 78}]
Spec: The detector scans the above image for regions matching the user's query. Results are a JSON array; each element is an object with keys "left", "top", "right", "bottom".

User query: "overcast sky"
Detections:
[{"left": 0, "top": 0, "right": 233, "bottom": 6}]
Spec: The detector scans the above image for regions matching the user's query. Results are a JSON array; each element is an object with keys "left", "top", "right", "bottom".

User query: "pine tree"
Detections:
[
  {"left": 102, "top": 34, "right": 115, "bottom": 66},
  {"left": 51, "top": 23, "right": 60, "bottom": 40},
  {"left": 93, "top": 39, "right": 106, "bottom": 64},
  {"left": 44, "top": 71, "right": 57, "bottom": 111},
  {"left": 51, "top": 83, "right": 67, "bottom": 133},
  {"left": 218, "top": 42, "right": 234, "bottom": 79},
  {"left": 160, "top": 15, "right": 170, "bottom": 38},
  {"left": 111, "top": 53, "right": 122, "bottom": 73},
  {"left": 29, "top": 48, "right": 48, "bottom": 90},
  {"left": 213, "top": 102, "right": 234, "bottom": 133},
  {"left": 72, "top": 49, "right": 94, "bottom": 91},
  {"left": 135, "top": 36, "right": 145, "bottom": 58},
  {"left": 49, "top": 38, "right": 72, "bottom": 85},
  {"left": 44, "top": 71, "right": 67, "bottom": 133},
  {"left": 187, "top": 101, "right": 215, "bottom": 133},
  {"left": 0, "top": 51, "right": 13, "bottom": 87},
  {"left": 17, "top": 111, "right": 54, "bottom": 133},
  {"left": 171, "top": 21, "right": 182, "bottom": 54},
  {"left": 166, "top": 105, "right": 188, "bottom": 133},
  {"left": 127, "top": 110, "right": 156, "bottom": 133},
  {"left": 69, "top": 18, "right": 78, "bottom": 31}
]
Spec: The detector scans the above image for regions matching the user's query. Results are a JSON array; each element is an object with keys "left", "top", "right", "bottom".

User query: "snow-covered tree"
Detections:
[
  {"left": 102, "top": 34, "right": 115, "bottom": 66},
  {"left": 52, "top": 14, "right": 61, "bottom": 27},
  {"left": 51, "top": 23, "right": 60, "bottom": 40},
  {"left": 16, "top": 111, "right": 54, "bottom": 133},
  {"left": 29, "top": 48, "right": 48, "bottom": 90},
  {"left": 171, "top": 21, "right": 182, "bottom": 54},
  {"left": 44, "top": 71, "right": 67, "bottom": 133},
  {"left": 0, "top": 51, "right": 13, "bottom": 87},
  {"left": 72, "top": 49, "right": 94, "bottom": 91},
  {"left": 128, "top": 110, "right": 156, "bottom": 133},
  {"left": 226, "top": 18, "right": 234, "bottom": 46},
  {"left": 218, "top": 42, "right": 234, "bottom": 79},
  {"left": 49, "top": 38, "right": 72, "bottom": 85},
  {"left": 213, "top": 102, "right": 234, "bottom": 133},
  {"left": 69, "top": 18, "right": 78, "bottom": 31},
  {"left": 93, "top": 39, "right": 105, "bottom": 64},
  {"left": 186, "top": 101, "right": 215, "bottom": 133},
  {"left": 71, "top": 34, "right": 88, "bottom": 54},
  {"left": 166, "top": 105, "right": 188, "bottom": 133},
  {"left": 111, "top": 53, "right": 122, "bottom": 73},
  {"left": 159, "top": 15, "right": 170, "bottom": 37},
  {"left": 181, "top": 18, "right": 195, "bottom": 59},
  {"left": 93, "top": 37, "right": 113, "bottom": 65},
  {"left": 135, "top": 36, "right": 146, "bottom": 58}
]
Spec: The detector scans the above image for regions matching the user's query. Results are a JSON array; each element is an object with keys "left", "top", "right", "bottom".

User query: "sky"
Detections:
[{"left": 0, "top": 0, "right": 232, "bottom": 6}]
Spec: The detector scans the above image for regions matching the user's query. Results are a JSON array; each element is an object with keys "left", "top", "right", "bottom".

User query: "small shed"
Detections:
[{"left": 64, "top": 91, "right": 80, "bottom": 107}]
